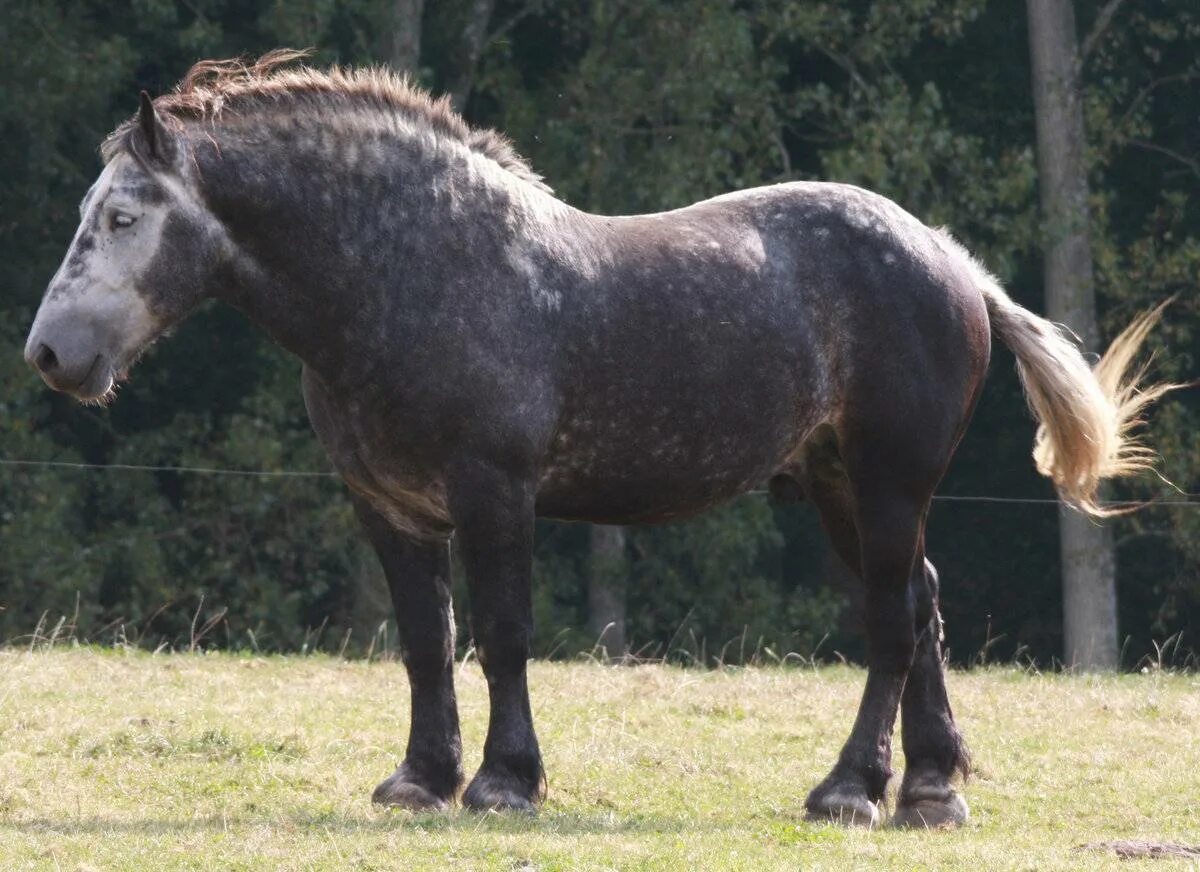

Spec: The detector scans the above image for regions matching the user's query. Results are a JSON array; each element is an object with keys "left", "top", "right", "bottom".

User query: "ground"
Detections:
[{"left": 0, "top": 649, "right": 1197, "bottom": 870}]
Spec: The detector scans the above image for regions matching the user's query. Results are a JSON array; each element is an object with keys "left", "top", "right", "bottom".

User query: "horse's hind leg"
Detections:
[
  {"left": 893, "top": 558, "right": 971, "bottom": 828},
  {"left": 801, "top": 427, "right": 944, "bottom": 828},
  {"left": 794, "top": 438, "right": 877, "bottom": 824}
]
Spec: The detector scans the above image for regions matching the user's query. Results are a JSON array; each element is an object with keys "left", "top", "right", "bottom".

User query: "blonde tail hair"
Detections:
[{"left": 974, "top": 274, "right": 1179, "bottom": 516}]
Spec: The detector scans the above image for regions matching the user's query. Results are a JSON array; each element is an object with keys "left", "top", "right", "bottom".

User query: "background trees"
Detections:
[
  {"left": 0, "top": 0, "right": 1196, "bottom": 665},
  {"left": 1027, "top": 0, "right": 1116, "bottom": 669}
]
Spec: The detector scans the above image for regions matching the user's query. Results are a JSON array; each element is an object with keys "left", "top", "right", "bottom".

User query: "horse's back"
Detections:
[{"left": 536, "top": 182, "right": 991, "bottom": 522}]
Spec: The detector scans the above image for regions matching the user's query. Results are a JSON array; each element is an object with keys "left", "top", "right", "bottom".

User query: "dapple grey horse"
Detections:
[{"left": 24, "top": 52, "right": 1172, "bottom": 826}]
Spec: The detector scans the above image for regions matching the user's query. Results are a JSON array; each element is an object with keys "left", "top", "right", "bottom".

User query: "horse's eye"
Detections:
[{"left": 112, "top": 213, "right": 137, "bottom": 230}]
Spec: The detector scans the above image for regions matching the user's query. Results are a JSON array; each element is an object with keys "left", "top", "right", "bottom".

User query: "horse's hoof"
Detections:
[
  {"left": 462, "top": 770, "right": 540, "bottom": 813},
  {"left": 371, "top": 766, "right": 451, "bottom": 811},
  {"left": 892, "top": 790, "right": 969, "bottom": 829},
  {"left": 805, "top": 789, "right": 881, "bottom": 828},
  {"left": 893, "top": 769, "right": 969, "bottom": 829}
]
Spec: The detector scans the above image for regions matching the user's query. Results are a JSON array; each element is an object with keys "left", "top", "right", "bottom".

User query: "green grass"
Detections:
[{"left": 1, "top": 649, "right": 1198, "bottom": 870}]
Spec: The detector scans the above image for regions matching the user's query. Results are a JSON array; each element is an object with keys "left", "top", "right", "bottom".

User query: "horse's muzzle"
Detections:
[{"left": 24, "top": 315, "right": 114, "bottom": 400}]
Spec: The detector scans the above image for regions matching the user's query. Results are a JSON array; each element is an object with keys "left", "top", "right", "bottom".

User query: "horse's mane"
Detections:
[{"left": 102, "top": 49, "right": 549, "bottom": 191}]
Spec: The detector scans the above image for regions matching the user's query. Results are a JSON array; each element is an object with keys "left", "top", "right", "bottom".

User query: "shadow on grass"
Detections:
[{"left": 0, "top": 807, "right": 710, "bottom": 838}]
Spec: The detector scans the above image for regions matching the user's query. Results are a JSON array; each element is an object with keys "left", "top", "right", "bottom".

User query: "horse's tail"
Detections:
[{"left": 964, "top": 260, "right": 1177, "bottom": 516}]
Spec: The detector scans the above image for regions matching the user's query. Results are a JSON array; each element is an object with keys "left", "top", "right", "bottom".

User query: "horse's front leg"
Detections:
[
  {"left": 353, "top": 498, "right": 464, "bottom": 810},
  {"left": 448, "top": 461, "right": 544, "bottom": 812}
]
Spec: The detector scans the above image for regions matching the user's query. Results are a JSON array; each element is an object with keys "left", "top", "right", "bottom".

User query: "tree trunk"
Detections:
[
  {"left": 1026, "top": 0, "right": 1118, "bottom": 669},
  {"left": 390, "top": 0, "right": 425, "bottom": 73},
  {"left": 447, "top": 0, "right": 496, "bottom": 111},
  {"left": 348, "top": 540, "right": 394, "bottom": 656},
  {"left": 588, "top": 525, "right": 627, "bottom": 659}
]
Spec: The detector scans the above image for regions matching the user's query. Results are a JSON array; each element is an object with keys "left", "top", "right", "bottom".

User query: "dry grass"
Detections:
[{"left": 1, "top": 649, "right": 1198, "bottom": 870}]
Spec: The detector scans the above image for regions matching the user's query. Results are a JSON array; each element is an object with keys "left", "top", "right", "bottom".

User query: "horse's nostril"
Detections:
[{"left": 34, "top": 343, "right": 60, "bottom": 375}]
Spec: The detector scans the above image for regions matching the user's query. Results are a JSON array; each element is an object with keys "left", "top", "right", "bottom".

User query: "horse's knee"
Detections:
[
  {"left": 400, "top": 631, "right": 455, "bottom": 679},
  {"left": 872, "top": 624, "right": 916, "bottom": 672},
  {"left": 474, "top": 619, "right": 531, "bottom": 674}
]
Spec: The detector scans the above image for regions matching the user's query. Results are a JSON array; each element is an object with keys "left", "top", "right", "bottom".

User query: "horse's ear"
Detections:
[{"left": 136, "top": 90, "right": 175, "bottom": 164}]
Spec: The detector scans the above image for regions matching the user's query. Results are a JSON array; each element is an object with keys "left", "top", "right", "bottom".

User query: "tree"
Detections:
[
  {"left": 391, "top": 0, "right": 425, "bottom": 72},
  {"left": 1, "top": 0, "right": 1196, "bottom": 665},
  {"left": 446, "top": 0, "right": 496, "bottom": 109},
  {"left": 587, "top": 525, "right": 627, "bottom": 658},
  {"left": 1026, "top": 0, "right": 1117, "bottom": 669}
]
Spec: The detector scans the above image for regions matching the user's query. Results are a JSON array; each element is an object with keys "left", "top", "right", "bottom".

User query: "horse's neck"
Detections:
[{"left": 198, "top": 124, "right": 544, "bottom": 378}]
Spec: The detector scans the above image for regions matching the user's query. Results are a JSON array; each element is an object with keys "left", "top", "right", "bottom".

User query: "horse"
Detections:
[{"left": 24, "top": 51, "right": 1174, "bottom": 827}]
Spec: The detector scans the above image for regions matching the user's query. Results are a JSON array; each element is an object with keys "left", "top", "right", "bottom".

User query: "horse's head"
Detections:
[{"left": 24, "top": 94, "right": 225, "bottom": 403}]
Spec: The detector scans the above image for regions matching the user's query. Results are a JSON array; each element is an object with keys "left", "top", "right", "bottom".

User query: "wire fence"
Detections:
[
  {"left": 0, "top": 458, "right": 337, "bottom": 478},
  {"left": 1, "top": 456, "right": 1197, "bottom": 507}
]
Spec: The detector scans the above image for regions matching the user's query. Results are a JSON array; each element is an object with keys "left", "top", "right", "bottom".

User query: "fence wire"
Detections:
[{"left": 1, "top": 456, "right": 1197, "bottom": 507}]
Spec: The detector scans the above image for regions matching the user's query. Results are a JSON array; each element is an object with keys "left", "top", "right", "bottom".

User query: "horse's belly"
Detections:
[
  {"left": 535, "top": 469, "right": 762, "bottom": 524},
  {"left": 535, "top": 317, "right": 832, "bottom": 522},
  {"left": 534, "top": 399, "right": 806, "bottom": 524}
]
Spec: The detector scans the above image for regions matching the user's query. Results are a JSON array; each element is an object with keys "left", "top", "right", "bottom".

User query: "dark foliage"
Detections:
[{"left": 1, "top": 0, "right": 1196, "bottom": 665}]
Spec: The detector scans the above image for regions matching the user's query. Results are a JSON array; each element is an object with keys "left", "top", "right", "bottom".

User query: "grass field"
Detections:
[{"left": 1, "top": 649, "right": 1198, "bottom": 870}]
